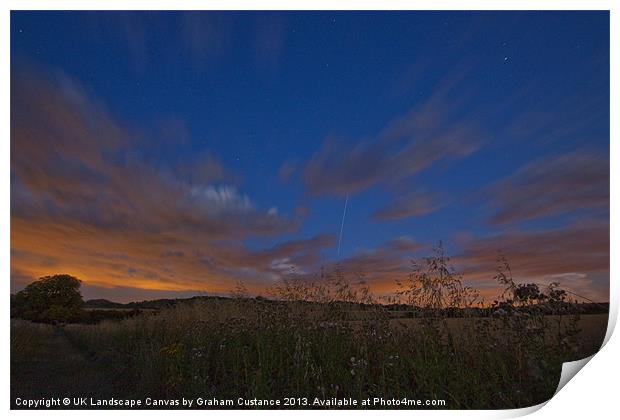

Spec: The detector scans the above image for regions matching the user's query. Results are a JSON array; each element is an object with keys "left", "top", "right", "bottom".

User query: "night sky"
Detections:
[{"left": 10, "top": 11, "right": 610, "bottom": 302}]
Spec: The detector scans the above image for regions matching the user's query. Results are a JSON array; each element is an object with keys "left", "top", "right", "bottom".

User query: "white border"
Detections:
[{"left": 2, "top": 2, "right": 618, "bottom": 419}]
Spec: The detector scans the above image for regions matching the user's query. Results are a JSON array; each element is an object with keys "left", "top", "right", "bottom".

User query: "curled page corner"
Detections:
[
  {"left": 508, "top": 356, "right": 598, "bottom": 419},
  {"left": 554, "top": 355, "right": 594, "bottom": 396},
  {"left": 501, "top": 401, "right": 548, "bottom": 418},
  {"left": 550, "top": 301, "right": 617, "bottom": 401}
]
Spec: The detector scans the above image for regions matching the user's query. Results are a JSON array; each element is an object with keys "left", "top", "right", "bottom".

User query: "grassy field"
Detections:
[
  {"left": 389, "top": 314, "right": 607, "bottom": 358},
  {"left": 11, "top": 297, "right": 607, "bottom": 410}
]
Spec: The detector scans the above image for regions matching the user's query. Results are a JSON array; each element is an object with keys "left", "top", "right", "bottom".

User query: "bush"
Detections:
[{"left": 12, "top": 274, "right": 85, "bottom": 323}]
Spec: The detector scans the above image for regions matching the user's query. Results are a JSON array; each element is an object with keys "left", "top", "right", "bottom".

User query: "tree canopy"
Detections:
[{"left": 13, "top": 274, "right": 84, "bottom": 323}]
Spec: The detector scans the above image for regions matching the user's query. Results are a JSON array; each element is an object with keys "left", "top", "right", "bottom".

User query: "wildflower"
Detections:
[{"left": 160, "top": 342, "right": 183, "bottom": 356}]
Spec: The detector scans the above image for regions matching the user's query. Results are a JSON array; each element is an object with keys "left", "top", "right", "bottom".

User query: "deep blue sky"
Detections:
[{"left": 10, "top": 12, "right": 610, "bottom": 301}]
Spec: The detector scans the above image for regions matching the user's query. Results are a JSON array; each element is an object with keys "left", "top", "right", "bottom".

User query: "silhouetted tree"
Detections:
[
  {"left": 493, "top": 253, "right": 569, "bottom": 312},
  {"left": 13, "top": 274, "right": 84, "bottom": 323}
]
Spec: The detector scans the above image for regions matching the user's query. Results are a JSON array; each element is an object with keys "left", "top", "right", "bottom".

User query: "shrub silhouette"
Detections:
[
  {"left": 396, "top": 241, "right": 480, "bottom": 312},
  {"left": 13, "top": 274, "right": 84, "bottom": 323}
]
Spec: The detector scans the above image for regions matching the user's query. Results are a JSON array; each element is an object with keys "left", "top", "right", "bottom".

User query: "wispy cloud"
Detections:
[
  {"left": 302, "top": 73, "right": 482, "bottom": 197},
  {"left": 253, "top": 13, "right": 288, "bottom": 72},
  {"left": 454, "top": 220, "right": 609, "bottom": 301},
  {"left": 180, "top": 12, "right": 234, "bottom": 67},
  {"left": 327, "top": 236, "right": 424, "bottom": 285},
  {"left": 487, "top": 151, "right": 609, "bottom": 224},
  {"left": 373, "top": 190, "right": 443, "bottom": 221}
]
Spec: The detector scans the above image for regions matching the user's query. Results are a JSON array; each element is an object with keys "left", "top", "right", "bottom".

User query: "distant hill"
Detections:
[
  {"left": 84, "top": 299, "right": 129, "bottom": 309},
  {"left": 84, "top": 295, "right": 610, "bottom": 316},
  {"left": 84, "top": 295, "right": 229, "bottom": 310}
]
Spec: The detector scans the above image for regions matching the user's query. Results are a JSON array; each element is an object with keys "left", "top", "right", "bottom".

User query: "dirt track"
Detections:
[{"left": 11, "top": 324, "right": 123, "bottom": 409}]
